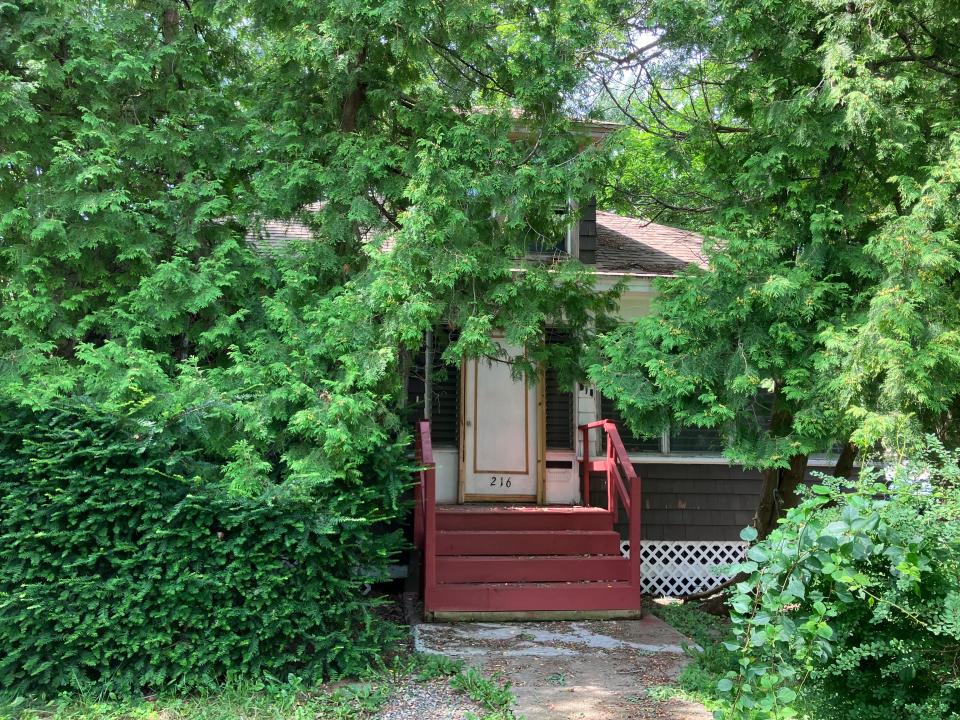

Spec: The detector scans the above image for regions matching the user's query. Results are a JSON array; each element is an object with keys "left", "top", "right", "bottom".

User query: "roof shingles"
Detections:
[
  {"left": 245, "top": 207, "right": 706, "bottom": 277},
  {"left": 594, "top": 211, "right": 706, "bottom": 276}
]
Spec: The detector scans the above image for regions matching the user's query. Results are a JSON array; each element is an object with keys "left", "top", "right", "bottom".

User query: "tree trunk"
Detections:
[
  {"left": 161, "top": 6, "right": 179, "bottom": 44},
  {"left": 161, "top": 6, "right": 181, "bottom": 86},
  {"left": 340, "top": 46, "right": 368, "bottom": 133},
  {"left": 753, "top": 453, "right": 809, "bottom": 539},
  {"left": 833, "top": 441, "right": 857, "bottom": 479}
]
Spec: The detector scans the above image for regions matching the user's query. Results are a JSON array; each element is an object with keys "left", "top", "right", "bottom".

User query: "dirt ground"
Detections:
[{"left": 414, "top": 617, "right": 712, "bottom": 720}]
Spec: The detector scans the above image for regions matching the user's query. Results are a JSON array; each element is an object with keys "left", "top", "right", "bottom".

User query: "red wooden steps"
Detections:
[
  {"left": 416, "top": 420, "right": 643, "bottom": 619},
  {"left": 430, "top": 581, "right": 639, "bottom": 613},
  {"left": 426, "top": 504, "right": 641, "bottom": 616},
  {"left": 436, "top": 505, "right": 612, "bottom": 531},
  {"left": 437, "top": 529, "right": 621, "bottom": 556},
  {"left": 437, "top": 555, "right": 630, "bottom": 583}
]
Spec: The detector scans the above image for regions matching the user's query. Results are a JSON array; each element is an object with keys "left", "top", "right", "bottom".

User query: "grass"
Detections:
[
  {"left": 651, "top": 599, "right": 820, "bottom": 720},
  {"left": 0, "top": 654, "right": 521, "bottom": 720},
  {"left": 1, "top": 684, "right": 385, "bottom": 720},
  {"left": 648, "top": 599, "right": 736, "bottom": 712},
  {"left": 544, "top": 673, "right": 566, "bottom": 688}
]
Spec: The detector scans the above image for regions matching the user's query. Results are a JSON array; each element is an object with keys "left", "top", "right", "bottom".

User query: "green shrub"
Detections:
[
  {"left": 717, "top": 440, "right": 960, "bottom": 719},
  {"left": 0, "top": 401, "right": 404, "bottom": 697}
]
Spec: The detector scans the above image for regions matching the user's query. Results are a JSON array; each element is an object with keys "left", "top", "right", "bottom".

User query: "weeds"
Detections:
[
  {"left": 1, "top": 652, "right": 519, "bottom": 720},
  {"left": 450, "top": 667, "right": 515, "bottom": 714},
  {"left": 414, "top": 653, "right": 464, "bottom": 681},
  {"left": 649, "top": 600, "right": 734, "bottom": 710},
  {"left": 545, "top": 673, "right": 566, "bottom": 687}
]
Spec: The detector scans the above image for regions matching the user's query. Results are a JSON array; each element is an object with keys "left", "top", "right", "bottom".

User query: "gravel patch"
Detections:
[{"left": 374, "top": 678, "right": 485, "bottom": 720}]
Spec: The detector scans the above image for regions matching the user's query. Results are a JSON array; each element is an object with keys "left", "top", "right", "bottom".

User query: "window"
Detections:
[
  {"left": 406, "top": 330, "right": 460, "bottom": 446},
  {"left": 526, "top": 206, "right": 571, "bottom": 257},
  {"left": 668, "top": 425, "right": 724, "bottom": 453},
  {"left": 600, "top": 394, "right": 725, "bottom": 455},
  {"left": 600, "top": 395, "right": 661, "bottom": 453}
]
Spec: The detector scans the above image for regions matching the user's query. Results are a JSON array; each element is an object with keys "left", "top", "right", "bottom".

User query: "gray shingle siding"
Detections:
[
  {"left": 638, "top": 464, "right": 764, "bottom": 541},
  {"left": 590, "top": 463, "right": 785, "bottom": 541}
]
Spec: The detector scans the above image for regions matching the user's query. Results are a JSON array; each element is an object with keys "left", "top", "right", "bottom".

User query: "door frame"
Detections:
[{"left": 457, "top": 355, "right": 547, "bottom": 504}]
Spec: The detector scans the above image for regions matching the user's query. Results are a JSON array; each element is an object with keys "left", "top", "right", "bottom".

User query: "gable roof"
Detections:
[
  {"left": 594, "top": 211, "right": 706, "bottom": 276},
  {"left": 246, "top": 208, "right": 706, "bottom": 277}
]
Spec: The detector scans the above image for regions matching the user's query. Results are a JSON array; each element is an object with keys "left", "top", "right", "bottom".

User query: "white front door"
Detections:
[{"left": 461, "top": 342, "right": 540, "bottom": 502}]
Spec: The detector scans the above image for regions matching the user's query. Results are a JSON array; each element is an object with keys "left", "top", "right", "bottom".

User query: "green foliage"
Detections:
[
  {"left": 651, "top": 601, "right": 735, "bottom": 708},
  {"left": 654, "top": 601, "right": 727, "bottom": 649},
  {"left": 413, "top": 654, "right": 464, "bottom": 682},
  {"left": 449, "top": 668, "right": 516, "bottom": 718},
  {"left": 0, "top": 401, "right": 403, "bottom": 697},
  {"left": 591, "top": 0, "right": 960, "bottom": 462},
  {"left": 596, "top": 101, "right": 715, "bottom": 231},
  {"left": 3, "top": 682, "right": 387, "bottom": 720},
  {"left": 1, "top": 656, "right": 515, "bottom": 720},
  {"left": 0, "top": 0, "right": 621, "bottom": 488},
  {"left": 0, "top": 0, "right": 624, "bottom": 698},
  {"left": 716, "top": 439, "right": 960, "bottom": 719}
]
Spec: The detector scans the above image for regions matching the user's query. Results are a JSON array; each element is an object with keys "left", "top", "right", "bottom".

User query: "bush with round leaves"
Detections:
[
  {"left": 717, "top": 440, "right": 960, "bottom": 720},
  {"left": 0, "top": 401, "right": 404, "bottom": 697}
]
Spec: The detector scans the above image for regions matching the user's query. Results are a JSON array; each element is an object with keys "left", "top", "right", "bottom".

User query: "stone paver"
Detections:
[{"left": 415, "top": 617, "right": 712, "bottom": 720}]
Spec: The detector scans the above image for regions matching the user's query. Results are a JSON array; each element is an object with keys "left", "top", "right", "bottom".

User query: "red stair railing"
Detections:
[
  {"left": 579, "top": 419, "right": 642, "bottom": 597},
  {"left": 413, "top": 420, "right": 436, "bottom": 610}
]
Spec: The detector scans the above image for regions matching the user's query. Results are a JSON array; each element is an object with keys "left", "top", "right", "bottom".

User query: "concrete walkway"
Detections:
[{"left": 415, "top": 617, "right": 712, "bottom": 720}]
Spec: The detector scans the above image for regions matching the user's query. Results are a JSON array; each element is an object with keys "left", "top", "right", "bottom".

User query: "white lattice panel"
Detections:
[{"left": 633, "top": 540, "right": 747, "bottom": 597}]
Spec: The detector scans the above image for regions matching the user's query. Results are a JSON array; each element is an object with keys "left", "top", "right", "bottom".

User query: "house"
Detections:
[
  {"left": 252, "top": 196, "right": 760, "bottom": 618},
  {"left": 247, "top": 125, "right": 837, "bottom": 619},
  {"left": 404, "top": 204, "right": 737, "bottom": 619}
]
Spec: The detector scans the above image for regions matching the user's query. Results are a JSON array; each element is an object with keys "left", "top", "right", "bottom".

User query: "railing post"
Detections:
[
  {"left": 423, "top": 462, "right": 437, "bottom": 615},
  {"left": 606, "top": 425, "right": 615, "bottom": 517},
  {"left": 630, "top": 464, "right": 642, "bottom": 608},
  {"left": 415, "top": 420, "right": 437, "bottom": 617},
  {"left": 413, "top": 439, "right": 424, "bottom": 551},
  {"left": 581, "top": 426, "right": 591, "bottom": 506}
]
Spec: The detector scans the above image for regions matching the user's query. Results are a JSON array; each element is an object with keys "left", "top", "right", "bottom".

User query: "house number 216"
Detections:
[{"left": 490, "top": 476, "right": 512, "bottom": 488}]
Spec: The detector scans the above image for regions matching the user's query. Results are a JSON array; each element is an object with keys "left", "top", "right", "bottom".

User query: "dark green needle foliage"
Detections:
[
  {"left": 591, "top": 0, "right": 960, "bottom": 535},
  {"left": 0, "top": 0, "right": 621, "bottom": 696}
]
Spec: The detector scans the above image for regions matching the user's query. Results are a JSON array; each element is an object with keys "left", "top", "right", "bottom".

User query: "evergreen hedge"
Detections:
[{"left": 0, "top": 402, "right": 402, "bottom": 697}]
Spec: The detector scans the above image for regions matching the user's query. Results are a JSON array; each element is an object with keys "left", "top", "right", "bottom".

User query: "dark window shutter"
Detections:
[
  {"left": 545, "top": 366, "right": 573, "bottom": 449},
  {"left": 578, "top": 197, "right": 597, "bottom": 264},
  {"left": 429, "top": 360, "right": 459, "bottom": 446}
]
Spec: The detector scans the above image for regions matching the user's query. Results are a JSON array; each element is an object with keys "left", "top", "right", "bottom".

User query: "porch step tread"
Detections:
[
  {"left": 436, "top": 555, "right": 630, "bottom": 583},
  {"left": 436, "top": 505, "right": 608, "bottom": 513},
  {"left": 436, "top": 529, "right": 622, "bottom": 556},
  {"left": 437, "top": 530, "right": 619, "bottom": 535},
  {"left": 428, "top": 581, "right": 641, "bottom": 613},
  {"left": 436, "top": 506, "right": 613, "bottom": 531}
]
